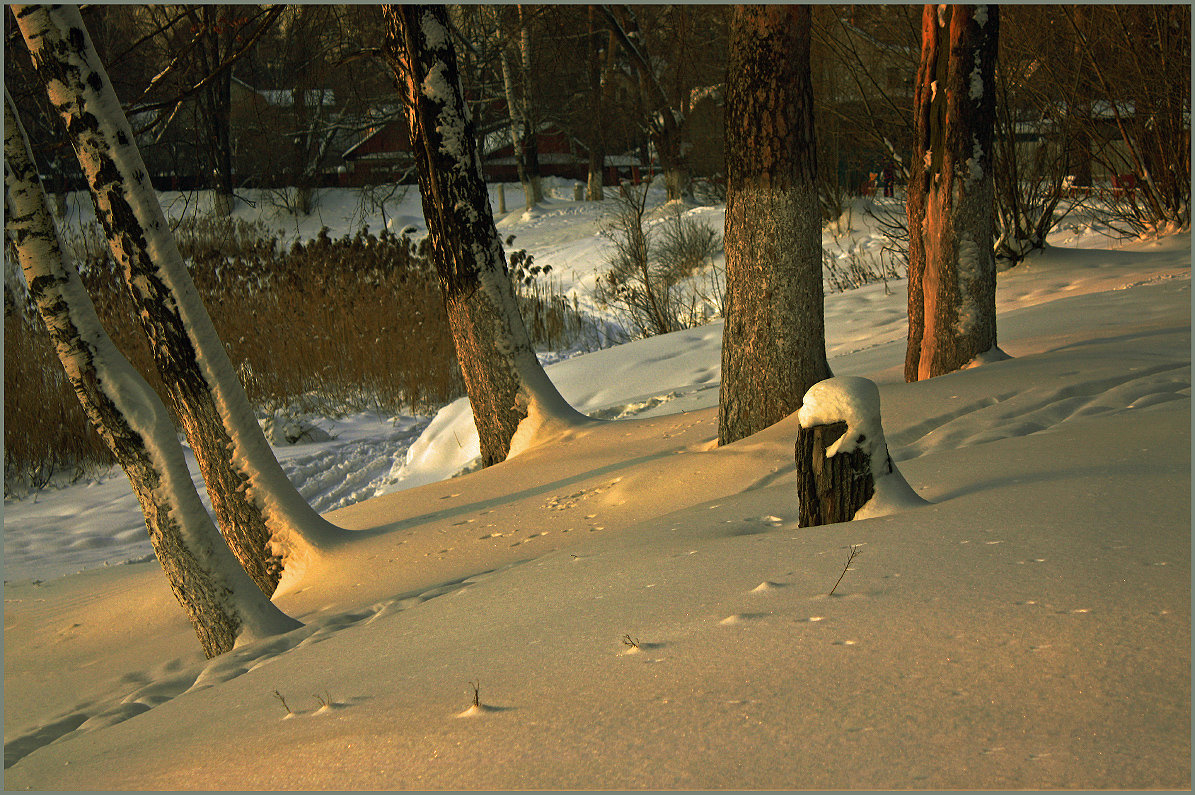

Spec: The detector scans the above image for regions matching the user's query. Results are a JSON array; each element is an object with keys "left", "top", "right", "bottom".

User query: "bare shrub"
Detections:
[
  {"left": 822, "top": 247, "right": 902, "bottom": 294},
  {"left": 594, "top": 185, "right": 723, "bottom": 338}
]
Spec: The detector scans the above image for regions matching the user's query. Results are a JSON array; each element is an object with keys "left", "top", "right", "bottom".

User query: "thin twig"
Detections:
[
  {"left": 829, "top": 544, "right": 861, "bottom": 596},
  {"left": 468, "top": 679, "right": 480, "bottom": 708}
]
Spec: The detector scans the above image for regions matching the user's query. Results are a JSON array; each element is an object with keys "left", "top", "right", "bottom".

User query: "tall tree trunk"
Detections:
[
  {"left": 599, "top": 5, "right": 688, "bottom": 202},
  {"left": 905, "top": 5, "right": 1001, "bottom": 382},
  {"left": 517, "top": 5, "right": 543, "bottom": 205},
  {"left": 14, "top": 4, "right": 340, "bottom": 596},
  {"left": 584, "top": 9, "right": 613, "bottom": 202},
  {"left": 199, "top": 5, "right": 235, "bottom": 215},
  {"left": 718, "top": 4, "right": 832, "bottom": 446},
  {"left": 4, "top": 89, "right": 300, "bottom": 658},
  {"left": 499, "top": 45, "right": 534, "bottom": 212},
  {"left": 383, "top": 4, "right": 586, "bottom": 467}
]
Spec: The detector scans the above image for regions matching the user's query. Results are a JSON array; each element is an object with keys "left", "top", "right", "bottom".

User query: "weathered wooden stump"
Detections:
[
  {"left": 796, "top": 421, "right": 880, "bottom": 527},
  {"left": 796, "top": 376, "right": 925, "bottom": 527}
]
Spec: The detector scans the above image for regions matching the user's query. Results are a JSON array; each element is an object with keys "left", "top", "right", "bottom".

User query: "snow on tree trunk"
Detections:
[
  {"left": 905, "top": 4, "right": 1004, "bottom": 382},
  {"left": 383, "top": 4, "right": 586, "bottom": 467},
  {"left": 4, "top": 89, "right": 300, "bottom": 658},
  {"left": 718, "top": 5, "right": 832, "bottom": 447},
  {"left": 13, "top": 4, "right": 340, "bottom": 596},
  {"left": 796, "top": 377, "right": 927, "bottom": 527}
]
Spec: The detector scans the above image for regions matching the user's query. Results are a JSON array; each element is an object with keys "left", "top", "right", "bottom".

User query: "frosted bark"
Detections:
[
  {"left": 719, "top": 4, "right": 831, "bottom": 446},
  {"left": 905, "top": 4, "right": 1002, "bottom": 382},
  {"left": 14, "top": 4, "right": 340, "bottom": 595},
  {"left": 384, "top": 5, "right": 586, "bottom": 467},
  {"left": 4, "top": 89, "right": 300, "bottom": 658}
]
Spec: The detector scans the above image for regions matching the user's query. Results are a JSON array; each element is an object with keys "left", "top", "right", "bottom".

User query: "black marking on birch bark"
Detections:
[
  {"left": 27, "top": 273, "right": 64, "bottom": 302},
  {"left": 86, "top": 70, "right": 103, "bottom": 92},
  {"left": 67, "top": 27, "right": 86, "bottom": 52}
]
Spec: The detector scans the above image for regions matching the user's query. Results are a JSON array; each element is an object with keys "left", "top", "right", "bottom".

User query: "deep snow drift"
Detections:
[{"left": 3, "top": 185, "right": 1190, "bottom": 789}]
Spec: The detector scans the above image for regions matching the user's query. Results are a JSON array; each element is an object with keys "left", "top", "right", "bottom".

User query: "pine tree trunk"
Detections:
[
  {"left": 905, "top": 5, "right": 1000, "bottom": 382},
  {"left": 718, "top": 4, "right": 832, "bottom": 446},
  {"left": 795, "top": 422, "right": 876, "bottom": 527},
  {"left": 4, "top": 89, "right": 300, "bottom": 658},
  {"left": 14, "top": 4, "right": 339, "bottom": 595},
  {"left": 383, "top": 5, "right": 584, "bottom": 467}
]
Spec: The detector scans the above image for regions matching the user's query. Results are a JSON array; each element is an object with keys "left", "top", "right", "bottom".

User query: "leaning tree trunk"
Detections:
[
  {"left": 718, "top": 4, "right": 832, "bottom": 447},
  {"left": 4, "top": 90, "right": 300, "bottom": 658},
  {"left": 383, "top": 4, "right": 585, "bottom": 467},
  {"left": 905, "top": 4, "right": 1001, "bottom": 382},
  {"left": 14, "top": 4, "right": 341, "bottom": 596}
]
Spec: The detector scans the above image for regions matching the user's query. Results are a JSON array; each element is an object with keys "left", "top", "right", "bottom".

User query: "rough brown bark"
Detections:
[
  {"left": 796, "top": 422, "right": 878, "bottom": 527},
  {"left": 383, "top": 4, "right": 582, "bottom": 467},
  {"left": 4, "top": 88, "right": 300, "bottom": 658},
  {"left": 905, "top": 4, "right": 1000, "bottom": 382},
  {"left": 718, "top": 4, "right": 831, "bottom": 446}
]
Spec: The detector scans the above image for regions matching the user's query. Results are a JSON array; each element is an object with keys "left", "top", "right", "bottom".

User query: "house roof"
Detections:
[{"left": 232, "top": 76, "right": 336, "bottom": 108}]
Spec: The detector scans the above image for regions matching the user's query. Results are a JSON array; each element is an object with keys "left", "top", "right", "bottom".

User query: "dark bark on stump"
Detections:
[{"left": 796, "top": 421, "right": 881, "bottom": 527}]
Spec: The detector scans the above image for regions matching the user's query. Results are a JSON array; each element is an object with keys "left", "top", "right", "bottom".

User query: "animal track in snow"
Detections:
[{"left": 541, "top": 478, "right": 622, "bottom": 511}]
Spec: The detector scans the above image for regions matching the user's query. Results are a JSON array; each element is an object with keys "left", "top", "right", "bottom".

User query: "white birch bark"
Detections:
[
  {"left": 499, "top": 44, "right": 534, "bottom": 212},
  {"left": 4, "top": 88, "right": 300, "bottom": 658},
  {"left": 13, "top": 4, "right": 341, "bottom": 592}
]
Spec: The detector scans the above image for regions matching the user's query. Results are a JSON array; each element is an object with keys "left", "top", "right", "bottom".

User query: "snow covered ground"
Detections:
[{"left": 3, "top": 184, "right": 1190, "bottom": 788}]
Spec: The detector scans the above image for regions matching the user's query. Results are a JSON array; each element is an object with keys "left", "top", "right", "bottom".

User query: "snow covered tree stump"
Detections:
[
  {"left": 796, "top": 377, "right": 927, "bottom": 527},
  {"left": 796, "top": 421, "right": 873, "bottom": 526}
]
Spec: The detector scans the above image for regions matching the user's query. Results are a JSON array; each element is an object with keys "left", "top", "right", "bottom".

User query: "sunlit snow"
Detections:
[{"left": 4, "top": 180, "right": 1189, "bottom": 789}]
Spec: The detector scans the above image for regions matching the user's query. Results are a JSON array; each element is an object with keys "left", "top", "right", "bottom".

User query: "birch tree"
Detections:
[
  {"left": 13, "top": 3, "right": 341, "bottom": 596},
  {"left": 718, "top": 4, "right": 831, "bottom": 446},
  {"left": 382, "top": 4, "right": 586, "bottom": 467},
  {"left": 905, "top": 4, "right": 1003, "bottom": 382},
  {"left": 4, "top": 89, "right": 300, "bottom": 658}
]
